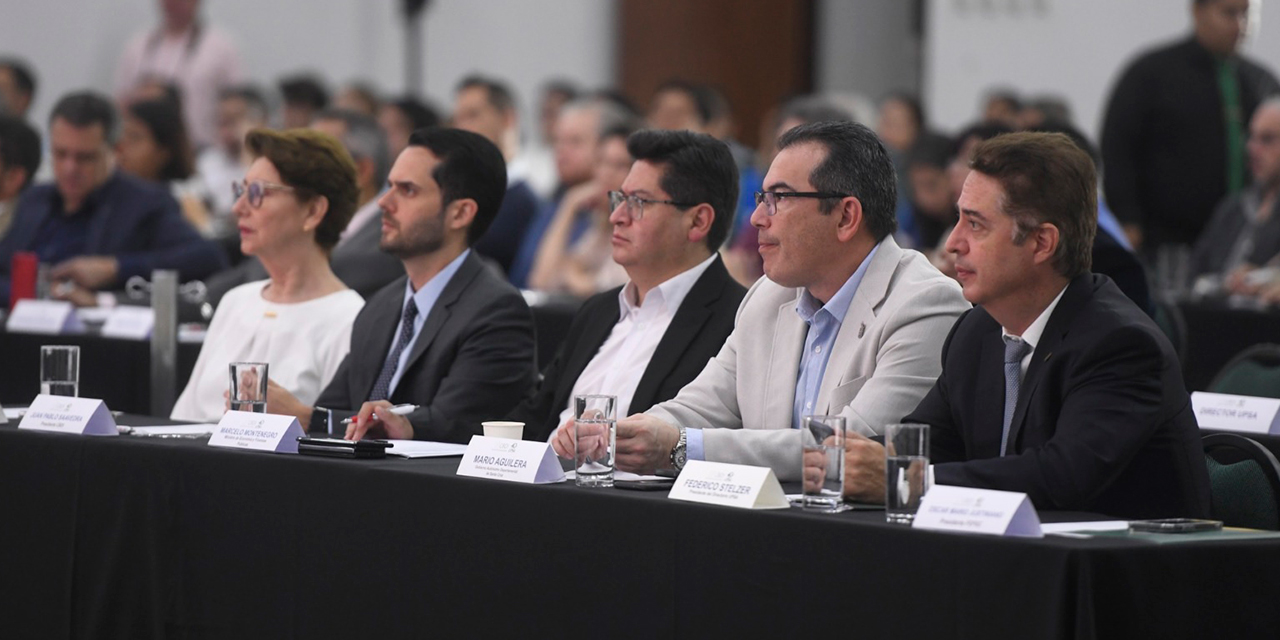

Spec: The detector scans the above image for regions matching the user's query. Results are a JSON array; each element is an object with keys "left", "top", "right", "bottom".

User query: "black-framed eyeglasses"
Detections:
[
  {"left": 608, "top": 190, "right": 697, "bottom": 220},
  {"left": 754, "top": 190, "right": 851, "bottom": 216},
  {"left": 232, "top": 180, "right": 296, "bottom": 208}
]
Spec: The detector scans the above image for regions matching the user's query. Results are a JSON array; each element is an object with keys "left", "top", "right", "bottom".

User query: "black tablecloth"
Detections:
[
  {"left": 0, "top": 330, "right": 200, "bottom": 414},
  {"left": 1, "top": 425, "right": 1277, "bottom": 639}
]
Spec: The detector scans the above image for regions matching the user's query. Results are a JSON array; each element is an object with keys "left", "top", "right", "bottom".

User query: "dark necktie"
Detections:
[
  {"left": 1001, "top": 337, "right": 1033, "bottom": 456},
  {"left": 368, "top": 298, "right": 419, "bottom": 402}
]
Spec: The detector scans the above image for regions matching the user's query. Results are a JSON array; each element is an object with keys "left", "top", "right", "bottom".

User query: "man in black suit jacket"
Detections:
[
  {"left": 840, "top": 132, "right": 1210, "bottom": 519},
  {"left": 268, "top": 127, "right": 536, "bottom": 443},
  {"left": 511, "top": 129, "right": 744, "bottom": 445}
]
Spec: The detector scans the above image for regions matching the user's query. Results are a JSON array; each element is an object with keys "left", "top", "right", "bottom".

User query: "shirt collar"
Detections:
[
  {"left": 403, "top": 249, "right": 470, "bottom": 309},
  {"left": 618, "top": 254, "right": 717, "bottom": 320},
  {"left": 1001, "top": 284, "right": 1069, "bottom": 350},
  {"left": 796, "top": 244, "right": 879, "bottom": 324}
]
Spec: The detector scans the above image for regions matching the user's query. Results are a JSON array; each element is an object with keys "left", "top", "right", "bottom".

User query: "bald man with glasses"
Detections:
[{"left": 597, "top": 120, "right": 969, "bottom": 481}]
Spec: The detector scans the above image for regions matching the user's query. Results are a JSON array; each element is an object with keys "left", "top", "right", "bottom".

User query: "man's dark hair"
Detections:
[
  {"left": 969, "top": 131, "right": 1096, "bottom": 278},
  {"left": 951, "top": 121, "right": 1014, "bottom": 158},
  {"left": 906, "top": 132, "right": 955, "bottom": 170},
  {"left": 0, "top": 57, "right": 37, "bottom": 102},
  {"left": 49, "top": 91, "right": 118, "bottom": 144},
  {"left": 776, "top": 120, "right": 898, "bottom": 241},
  {"left": 456, "top": 74, "right": 517, "bottom": 113},
  {"left": 407, "top": 127, "right": 508, "bottom": 245},
  {"left": 652, "top": 79, "right": 715, "bottom": 125},
  {"left": 1029, "top": 119, "right": 1100, "bottom": 165},
  {"left": 219, "top": 84, "right": 268, "bottom": 122},
  {"left": 279, "top": 75, "right": 330, "bottom": 110},
  {"left": 389, "top": 96, "right": 441, "bottom": 130},
  {"left": 0, "top": 115, "right": 41, "bottom": 191},
  {"left": 626, "top": 129, "right": 738, "bottom": 251},
  {"left": 127, "top": 98, "right": 194, "bottom": 181}
]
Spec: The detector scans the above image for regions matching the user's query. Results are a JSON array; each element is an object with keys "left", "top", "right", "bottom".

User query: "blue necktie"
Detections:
[
  {"left": 368, "top": 298, "right": 419, "bottom": 402},
  {"left": 1000, "top": 337, "right": 1032, "bottom": 456}
]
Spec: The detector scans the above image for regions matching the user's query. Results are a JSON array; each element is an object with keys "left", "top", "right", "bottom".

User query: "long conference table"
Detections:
[{"left": 3, "top": 419, "right": 1278, "bottom": 639}]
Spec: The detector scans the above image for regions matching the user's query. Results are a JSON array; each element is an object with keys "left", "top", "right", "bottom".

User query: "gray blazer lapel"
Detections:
[
  {"left": 816, "top": 238, "right": 902, "bottom": 409},
  {"left": 765, "top": 292, "right": 807, "bottom": 428}
]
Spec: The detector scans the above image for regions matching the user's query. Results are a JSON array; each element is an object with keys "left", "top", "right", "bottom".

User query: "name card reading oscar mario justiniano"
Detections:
[
  {"left": 208, "top": 411, "right": 305, "bottom": 454},
  {"left": 667, "top": 460, "right": 789, "bottom": 509},
  {"left": 456, "top": 435, "right": 566, "bottom": 484},
  {"left": 913, "top": 485, "right": 1043, "bottom": 537},
  {"left": 18, "top": 394, "right": 117, "bottom": 435}
]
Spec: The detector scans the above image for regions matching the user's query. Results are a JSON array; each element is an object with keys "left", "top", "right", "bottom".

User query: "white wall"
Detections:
[
  {"left": 924, "top": 0, "right": 1280, "bottom": 141},
  {"left": 1, "top": 0, "right": 615, "bottom": 138},
  {"left": 815, "top": 0, "right": 920, "bottom": 105}
]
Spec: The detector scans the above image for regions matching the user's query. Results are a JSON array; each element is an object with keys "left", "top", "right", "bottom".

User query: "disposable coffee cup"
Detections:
[{"left": 482, "top": 421, "right": 524, "bottom": 440}]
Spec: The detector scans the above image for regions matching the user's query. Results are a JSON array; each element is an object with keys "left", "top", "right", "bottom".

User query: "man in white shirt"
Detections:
[
  {"left": 585, "top": 120, "right": 969, "bottom": 480},
  {"left": 516, "top": 129, "right": 745, "bottom": 443}
]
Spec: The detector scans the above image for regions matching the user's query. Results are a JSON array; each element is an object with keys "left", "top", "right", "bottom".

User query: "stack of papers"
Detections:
[
  {"left": 119, "top": 424, "right": 217, "bottom": 438},
  {"left": 385, "top": 440, "right": 469, "bottom": 458}
]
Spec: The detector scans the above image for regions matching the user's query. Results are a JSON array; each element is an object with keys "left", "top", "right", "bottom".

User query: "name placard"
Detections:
[
  {"left": 208, "top": 411, "right": 304, "bottom": 453},
  {"left": 7, "top": 299, "right": 79, "bottom": 334},
  {"left": 913, "top": 485, "right": 1043, "bottom": 537},
  {"left": 18, "top": 394, "right": 117, "bottom": 436},
  {"left": 1191, "top": 391, "right": 1280, "bottom": 435},
  {"left": 456, "top": 435, "right": 565, "bottom": 484},
  {"left": 100, "top": 306, "right": 155, "bottom": 340},
  {"left": 668, "top": 460, "right": 789, "bottom": 509}
]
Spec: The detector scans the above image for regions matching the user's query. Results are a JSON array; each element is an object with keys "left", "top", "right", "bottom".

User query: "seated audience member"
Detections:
[
  {"left": 517, "top": 79, "right": 579, "bottom": 199},
  {"left": 1194, "top": 98, "right": 1280, "bottom": 283},
  {"left": 840, "top": 132, "right": 1211, "bottom": 519},
  {"left": 509, "top": 98, "right": 634, "bottom": 287},
  {"left": 1017, "top": 95, "right": 1072, "bottom": 131},
  {"left": 646, "top": 79, "right": 712, "bottom": 133},
  {"left": 0, "top": 92, "right": 226, "bottom": 305},
  {"left": 268, "top": 128, "right": 537, "bottom": 443},
  {"left": 527, "top": 124, "right": 635, "bottom": 296},
  {"left": 278, "top": 74, "right": 329, "bottom": 129},
  {"left": 196, "top": 85, "right": 268, "bottom": 231},
  {"left": 905, "top": 132, "right": 958, "bottom": 251},
  {"left": 379, "top": 96, "right": 440, "bottom": 160},
  {"left": 0, "top": 57, "right": 37, "bottom": 119},
  {"left": 172, "top": 129, "right": 364, "bottom": 422},
  {"left": 451, "top": 75, "right": 543, "bottom": 274},
  {"left": 519, "top": 129, "right": 745, "bottom": 441},
  {"left": 203, "top": 109, "right": 405, "bottom": 304},
  {"left": 334, "top": 82, "right": 381, "bottom": 117},
  {"left": 981, "top": 89, "right": 1022, "bottom": 128},
  {"left": 0, "top": 115, "right": 40, "bottom": 238},
  {"left": 116, "top": 98, "right": 214, "bottom": 234},
  {"left": 552, "top": 121, "right": 968, "bottom": 478}
]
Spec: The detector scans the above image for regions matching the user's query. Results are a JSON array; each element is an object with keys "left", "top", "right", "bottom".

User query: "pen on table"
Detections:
[{"left": 341, "top": 404, "right": 419, "bottom": 425}]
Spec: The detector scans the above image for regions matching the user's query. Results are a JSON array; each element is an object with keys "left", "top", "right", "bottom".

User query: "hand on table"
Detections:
[
  {"left": 841, "top": 431, "right": 887, "bottom": 503},
  {"left": 345, "top": 400, "right": 413, "bottom": 441},
  {"left": 615, "top": 414, "right": 679, "bottom": 475}
]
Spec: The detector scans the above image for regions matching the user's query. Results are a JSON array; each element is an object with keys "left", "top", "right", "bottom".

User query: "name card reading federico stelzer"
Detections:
[
  {"left": 913, "top": 484, "right": 1043, "bottom": 537},
  {"left": 1191, "top": 391, "right": 1280, "bottom": 435},
  {"left": 456, "top": 435, "right": 566, "bottom": 484},
  {"left": 667, "top": 460, "right": 789, "bottom": 509},
  {"left": 18, "top": 394, "right": 117, "bottom": 435},
  {"left": 208, "top": 411, "right": 305, "bottom": 453}
]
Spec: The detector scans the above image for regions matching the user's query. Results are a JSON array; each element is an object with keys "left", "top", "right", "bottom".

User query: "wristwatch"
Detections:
[{"left": 669, "top": 426, "right": 688, "bottom": 473}]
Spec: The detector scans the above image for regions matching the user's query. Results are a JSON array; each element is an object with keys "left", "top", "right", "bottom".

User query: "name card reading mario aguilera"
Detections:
[
  {"left": 18, "top": 394, "right": 117, "bottom": 435},
  {"left": 208, "top": 411, "right": 305, "bottom": 454},
  {"left": 667, "top": 460, "right": 789, "bottom": 509},
  {"left": 913, "top": 485, "right": 1043, "bottom": 537},
  {"left": 456, "top": 435, "right": 566, "bottom": 484}
]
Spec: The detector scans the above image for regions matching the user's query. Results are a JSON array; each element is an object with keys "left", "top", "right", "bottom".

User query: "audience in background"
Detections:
[
  {"left": 114, "top": 0, "right": 242, "bottom": 149},
  {"left": 334, "top": 82, "right": 381, "bottom": 117},
  {"left": 378, "top": 96, "right": 440, "bottom": 161},
  {"left": 0, "top": 115, "right": 40, "bottom": 238},
  {"left": 172, "top": 128, "right": 363, "bottom": 423},
  {"left": 981, "top": 89, "right": 1022, "bottom": 128},
  {"left": 195, "top": 85, "right": 267, "bottom": 231},
  {"left": 0, "top": 91, "right": 225, "bottom": 305},
  {"left": 278, "top": 74, "right": 329, "bottom": 130},
  {"left": 116, "top": 97, "right": 213, "bottom": 235},
  {"left": 0, "top": 57, "right": 36, "bottom": 119}
]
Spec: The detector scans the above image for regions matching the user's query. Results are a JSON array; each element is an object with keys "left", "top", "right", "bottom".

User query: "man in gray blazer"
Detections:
[
  {"left": 267, "top": 127, "right": 537, "bottom": 442},
  {"left": 611, "top": 121, "right": 969, "bottom": 480}
]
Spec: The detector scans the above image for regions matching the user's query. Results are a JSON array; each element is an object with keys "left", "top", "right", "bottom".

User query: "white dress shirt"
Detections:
[
  {"left": 1000, "top": 285, "right": 1069, "bottom": 379},
  {"left": 555, "top": 255, "right": 717, "bottom": 428}
]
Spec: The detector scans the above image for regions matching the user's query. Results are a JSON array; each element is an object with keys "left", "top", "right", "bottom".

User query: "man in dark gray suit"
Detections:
[{"left": 267, "top": 127, "right": 537, "bottom": 443}]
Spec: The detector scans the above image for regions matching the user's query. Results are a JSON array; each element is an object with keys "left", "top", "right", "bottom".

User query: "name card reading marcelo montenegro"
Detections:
[
  {"left": 456, "top": 435, "right": 566, "bottom": 484},
  {"left": 913, "top": 485, "right": 1043, "bottom": 537},
  {"left": 208, "top": 411, "right": 305, "bottom": 454},
  {"left": 667, "top": 460, "right": 789, "bottom": 509},
  {"left": 1191, "top": 391, "right": 1280, "bottom": 435},
  {"left": 18, "top": 394, "right": 118, "bottom": 435}
]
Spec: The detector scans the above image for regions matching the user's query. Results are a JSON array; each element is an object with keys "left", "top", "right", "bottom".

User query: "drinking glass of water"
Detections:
[
  {"left": 885, "top": 423, "right": 930, "bottom": 524},
  {"left": 40, "top": 345, "right": 80, "bottom": 397},
  {"left": 574, "top": 394, "right": 616, "bottom": 488},
  {"left": 228, "top": 362, "right": 269, "bottom": 413},
  {"left": 801, "top": 415, "right": 846, "bottom": 512}
]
